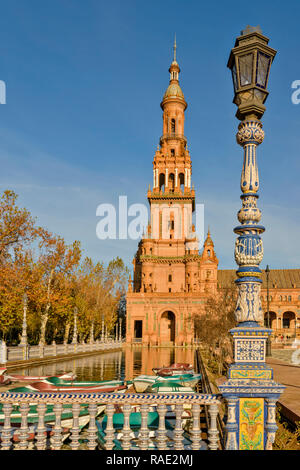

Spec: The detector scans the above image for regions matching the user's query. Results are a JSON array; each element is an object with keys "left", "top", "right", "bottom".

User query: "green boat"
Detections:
[
  {"left": 149, "top": 381, "right": 196, "bottom": 393},
  {"left": 44, "top": 377, "right": 132, "bottom": 387},
  {"left": 133, "top": 373, "right": 201, "bottom": 393}
]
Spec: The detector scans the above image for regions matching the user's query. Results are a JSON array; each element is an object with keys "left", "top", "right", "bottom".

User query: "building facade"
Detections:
[{"left": 125, "top": 47, "right": 300, "bottom": 346}]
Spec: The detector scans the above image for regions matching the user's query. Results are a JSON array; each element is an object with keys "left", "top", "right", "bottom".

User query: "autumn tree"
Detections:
[
  {"left": 0, "top": 189, "right": 128, "bottom": 346},
  {"left": 0, "top": 190, "right": 42, "bottom": 341},
  {"left": 0, "top": 190, "right": 40, "bottom": 259},
  {"left": 194, "top": 287, "right": 237, "bottom": 374},
  {"left": 73, "top": 257, "right": 128, "bottom": 342},
  {"left": 32, "top": 232, "right": 81, "bottom": 345}
]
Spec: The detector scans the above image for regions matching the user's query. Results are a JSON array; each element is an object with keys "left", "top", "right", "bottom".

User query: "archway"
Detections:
[
  {"left": 264, "top": 311, "right": 277, "bottom": 329},
  {"left": 134, "top": 320, "right": 143, "bottom": 341},
  {"left": 159, "top": 173, "right": 165, "bottom": 192},
  {"left": 282, "top": 311, "right": 296, "bottom": 332},
  {"left": 179, "top": 173, "right": 184, "bottom": 192},
  {"left": 169, "top": 173, "right": 175, "bottom": 192},
  {"left": 160, "top": 311, "right": 175, "bottom": 343}
]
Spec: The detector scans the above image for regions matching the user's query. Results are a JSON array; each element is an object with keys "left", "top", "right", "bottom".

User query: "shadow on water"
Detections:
[{"left": 9, "top": 347, "right": 196, "bottom": 382}]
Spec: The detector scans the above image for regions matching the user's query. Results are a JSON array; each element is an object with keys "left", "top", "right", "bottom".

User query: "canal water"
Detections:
[{"left": 9, "top": 347, "right": 196, "bottom": 381}]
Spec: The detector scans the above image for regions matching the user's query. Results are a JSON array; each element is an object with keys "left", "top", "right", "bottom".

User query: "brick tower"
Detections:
[{"left": 126, "top": 41, "right": 219, "bottom": 346}]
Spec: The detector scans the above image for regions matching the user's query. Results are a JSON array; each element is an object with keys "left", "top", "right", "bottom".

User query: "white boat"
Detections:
[
  {"left": 133, "top": 375, "right": 158, "bottom": 392},
  {"left": 133, "top": 373, "right": 200, "bottom": 393}
]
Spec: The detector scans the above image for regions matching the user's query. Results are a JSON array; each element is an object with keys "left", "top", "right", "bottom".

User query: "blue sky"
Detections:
[{"left": 0, "top": 0, "right": 300, "bottom": 272}]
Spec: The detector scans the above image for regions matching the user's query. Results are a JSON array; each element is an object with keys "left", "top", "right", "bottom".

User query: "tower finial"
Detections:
[{"left": 173, "top": 34, "right": 177, "bottom": 62}]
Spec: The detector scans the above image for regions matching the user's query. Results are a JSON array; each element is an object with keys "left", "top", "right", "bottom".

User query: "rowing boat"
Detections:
[
  {"left": 133, "top": 373, "right": 201, "bottom": 393},
  {"left": 44, "top": 376, "right": 131, "bottom": 387},
  {"left": 148, "top": 381, "right": 196, "bottom": 394},
  {"left": 3, "top": 371, "right": 76, "bottom": 383},
  {"left": 153, "top": 363, "right": 194, "bottom": 376},
  {"left": 9, "top": 381, "right": 128, "bottom": 394}
]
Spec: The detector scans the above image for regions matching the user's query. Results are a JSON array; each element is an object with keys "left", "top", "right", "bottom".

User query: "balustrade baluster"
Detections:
[
  {"left": 1, "top": 403, "right": 12, "bottom": 450},
  {"left": 156, "top": 404, "right": 167, "bottom": 450},
  {"left": 104, "top": 404, "right": 115, "bottom": 450},
  {"left": 138, "top": 404, "right": 149, "bottom": 450},
  {"left": 18, "top": 402, "right": 30, "bottom": 450},
  {"left": 70, "top": 403, "right": 81, "bottom": 450},
  {"left": 121, "top": 404, "right": 132, "bottom": 450},
  {"left": 190, "top": 403, "right": 201, "bottom": 450},
  {"left": 174, "top": 404, "right": 184, "bottom": 450},
  {"left": 36, "top": 403, "right": 47, "bottom": 450},
  {"left": 51, "top": 403, "right": 63, "bottom": 450},
  {"left": 87, "top": 403, "right": 98, "bottom": 450},
  {"left": 0, "top": 394, "right": 220, "bottom": 452},
  {"left": 208, "top": 403, "right": 219, "bottom": 450}
]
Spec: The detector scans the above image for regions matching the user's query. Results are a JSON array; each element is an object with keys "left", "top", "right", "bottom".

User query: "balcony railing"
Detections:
[
  {"left": 0, "top": 392, "right": 220, "bottom": 450},
  {"left": 0, "top": 340, "right": 123, "bottom": 365},
  {"left": 159, "top": 133, "right": 187, "bottom": 146}
]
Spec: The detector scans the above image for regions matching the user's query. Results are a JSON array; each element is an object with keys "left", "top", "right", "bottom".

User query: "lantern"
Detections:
[{"left": 227, "top": 25, "right": 277, "bottom": 120}]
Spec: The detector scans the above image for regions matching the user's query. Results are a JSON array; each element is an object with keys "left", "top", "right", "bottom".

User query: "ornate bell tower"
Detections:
[{"left": 126, "top": 40, "right": 218, "bottom": 346}]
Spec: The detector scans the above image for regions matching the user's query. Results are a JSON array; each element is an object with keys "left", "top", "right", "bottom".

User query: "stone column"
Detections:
[
  {"left": 72, "top": 307, "right": 78, "bottom": 345},
  {"left": 0, "top": 340, "right": 7, "bottom": 364},
  {"left": 265, "top": 399, "right": 278, "bottom": 450},
  {"left": 224, "top": 398, "right": 238, "bottom": 450}
]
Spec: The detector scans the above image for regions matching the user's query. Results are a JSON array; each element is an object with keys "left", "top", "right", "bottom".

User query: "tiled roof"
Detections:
[{"left": 218, "top": 269, "right": 300, "bottom": 290}]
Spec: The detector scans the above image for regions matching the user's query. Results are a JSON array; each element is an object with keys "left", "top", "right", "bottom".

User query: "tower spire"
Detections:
[{"left": 173, "top": 34, "right": 177, "bottom": 62}]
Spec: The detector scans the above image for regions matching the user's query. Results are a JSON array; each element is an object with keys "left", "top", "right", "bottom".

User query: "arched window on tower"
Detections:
[
  {"left": 171, "top": 118, "right": 176, "bottom": 135},
  {"left": 169, "top": 173, "right": 175, "bottom": 192},
  {"left": 179, "top": 173, "right": 184, "bottom": 193},
  {"left": 207, "top": 250, "right": 211, "bottom": 257},
  {"left": 159, "top": 173, "right": 165, "bottom": 192}
]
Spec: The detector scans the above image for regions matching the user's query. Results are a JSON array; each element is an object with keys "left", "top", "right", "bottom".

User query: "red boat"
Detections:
[
  {"left": 21, "top": 381, "right": 127, "bottom": 394},
  {"left": 153, "top": 363, "right": 194, "bottom": 377},
  {"left": 3, "top": 371, "right": 76, "bottom": 383},
  {"left": 0, "top": 375, "right": 11, "bottom": 385}
]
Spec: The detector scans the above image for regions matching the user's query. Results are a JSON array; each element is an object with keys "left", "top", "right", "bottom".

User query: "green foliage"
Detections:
[{"left": 274, "top": 406, "right": 300, "bottom": 450}]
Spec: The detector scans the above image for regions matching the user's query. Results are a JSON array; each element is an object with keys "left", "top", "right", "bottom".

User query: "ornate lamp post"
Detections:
[
  {"left": 219, "top": 26, "right": 284, "bottom": 451},
  {"left": 265, "top": 265, "right": 271, "bottom": 356},
  {"left": 19, "top": 293, "right": 28, "bottom": 347}
]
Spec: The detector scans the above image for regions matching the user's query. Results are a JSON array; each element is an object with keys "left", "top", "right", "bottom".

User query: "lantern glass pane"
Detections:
[
  {"left": 256, "top": 52, "right": 271, "bottom": 89},
  {"left": 239, "top": 53, "right": 253, "bottom": 86},
  {"left": 232, "top": 62, "right": 238, "bottom": 92}
]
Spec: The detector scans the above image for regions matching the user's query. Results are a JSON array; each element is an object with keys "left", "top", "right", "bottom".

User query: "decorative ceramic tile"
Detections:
[{"left": 239, "top": 398, "right": 264, "bottom": 450}]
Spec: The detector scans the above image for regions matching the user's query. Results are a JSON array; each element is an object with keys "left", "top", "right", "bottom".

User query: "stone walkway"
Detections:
[
  {"left": 270, "top": 349, "right": 298, "bottom": 365},
  {"left": 266, "top": 355, "right": 300, "bottom": 420}
]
